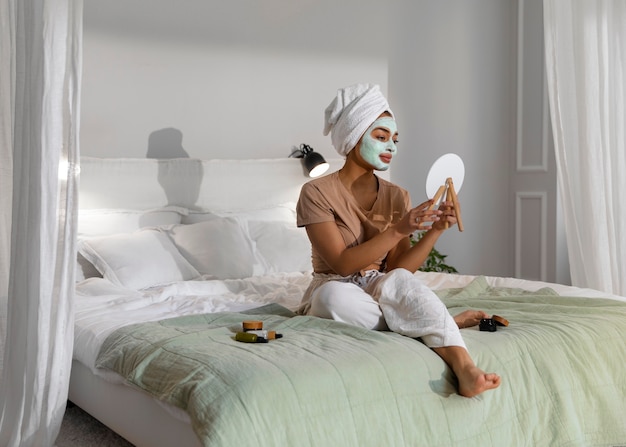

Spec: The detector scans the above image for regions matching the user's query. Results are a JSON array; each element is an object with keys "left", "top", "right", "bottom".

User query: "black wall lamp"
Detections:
[{"left": 290, "top": 144, "right": 329, "bottom": 178}]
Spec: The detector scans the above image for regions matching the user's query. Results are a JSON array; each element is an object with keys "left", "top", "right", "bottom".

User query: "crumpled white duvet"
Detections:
[{"left": 73, "top": 272, "right": 312, "bottom": 372}]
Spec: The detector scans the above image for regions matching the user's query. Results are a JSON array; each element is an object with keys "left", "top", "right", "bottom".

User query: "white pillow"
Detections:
[
  {"left": 76, "top": 207, "right": 188, "bottom": 283},
  {"left": 78, "top": 229, "right": 200, "bottom": 290},
  {"left": 78, "top": 207, "right": 187, "bottom": 238},
  {"left": 248, "top": 220, "right": 312, "bottom": 273},
  {"left": 166, "top": 217, "right": 266, "bottom": 279}
]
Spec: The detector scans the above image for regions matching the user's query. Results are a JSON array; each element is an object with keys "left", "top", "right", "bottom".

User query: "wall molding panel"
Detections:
[
  {"left": 516, "top": 0, "right": 549, "bottom": 173},
  {"left": 515, "top": 192, "right": 547, "bottom": 281}
]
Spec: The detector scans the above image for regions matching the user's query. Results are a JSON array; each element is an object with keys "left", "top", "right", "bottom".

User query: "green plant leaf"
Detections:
[{"left": 409, "top": 232, "right": 458, "bottom": 274}]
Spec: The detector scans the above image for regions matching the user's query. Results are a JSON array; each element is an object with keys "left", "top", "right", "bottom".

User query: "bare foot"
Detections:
[
  {"left": 457, "top": 365, "right": 501, "bottom": 397},
  {"left": 454, "top": 310, "right": 489, "bottom": 328},
  {"left": 433, "top": 346, "right": 501, "bottom": 397}
]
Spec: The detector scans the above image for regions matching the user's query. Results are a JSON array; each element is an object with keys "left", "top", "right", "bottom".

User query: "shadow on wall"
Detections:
[{"left": 146, "top": 127, "right": 204, "bottom": 210}]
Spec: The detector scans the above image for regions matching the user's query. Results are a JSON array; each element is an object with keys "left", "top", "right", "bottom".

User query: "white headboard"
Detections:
[{"left": 79, "top": 157, "right": 347, "bottom": 211}]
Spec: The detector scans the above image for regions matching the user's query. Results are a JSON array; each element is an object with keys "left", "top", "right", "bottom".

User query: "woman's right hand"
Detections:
[{"left": 396, "top": 199, "right": 442, "bottom": 235}]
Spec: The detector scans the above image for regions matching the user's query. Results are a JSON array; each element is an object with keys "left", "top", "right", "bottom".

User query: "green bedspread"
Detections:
[{"left": 96, "top": 277, "right": 626, "bottom": 446}]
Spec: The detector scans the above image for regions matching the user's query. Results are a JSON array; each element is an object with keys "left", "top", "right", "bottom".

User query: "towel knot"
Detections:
[{"left": 323, "top": 83, "right": 393, "bottom": 156}]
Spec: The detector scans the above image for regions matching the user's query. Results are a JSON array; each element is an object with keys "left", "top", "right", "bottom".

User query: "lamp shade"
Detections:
[{"left": 303, "top": 151, "right": 329, "bottom": 178}]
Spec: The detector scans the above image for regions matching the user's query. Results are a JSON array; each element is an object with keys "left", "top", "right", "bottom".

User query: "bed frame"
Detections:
[
  {"left": 78, "top": 156, "right": 349, "bottom": 211},
  {"left": 69, "top": 360, "right": 200, "bottom": 446}
]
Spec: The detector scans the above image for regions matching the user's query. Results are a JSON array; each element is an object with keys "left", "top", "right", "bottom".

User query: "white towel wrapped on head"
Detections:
[{"left": 323, "top": 83, "right": 394, "bottom": 156}]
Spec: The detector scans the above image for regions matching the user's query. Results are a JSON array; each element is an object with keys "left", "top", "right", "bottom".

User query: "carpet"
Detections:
[{"left": 56, "top": 402, "right": 134, "bottom": 447}]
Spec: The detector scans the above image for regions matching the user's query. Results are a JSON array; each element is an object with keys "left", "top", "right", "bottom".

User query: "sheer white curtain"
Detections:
[
  {"left": 0, "top": 0, "right": 82, "bottom": 446},
  {"left": 544, "top": 0, "right": 626, "bottom": 296}
]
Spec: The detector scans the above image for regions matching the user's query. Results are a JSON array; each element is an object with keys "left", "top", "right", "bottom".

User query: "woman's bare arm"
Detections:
[
  {"left": 305, "top": 221, "right": 406, "bottom": 276},
  {"left": 306, "top": 199, "right": 454, "bottom": 276}
]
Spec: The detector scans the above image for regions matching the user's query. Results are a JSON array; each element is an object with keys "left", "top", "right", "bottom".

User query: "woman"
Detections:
[{"left": 296, "top": 83, "right": 500, "bottom": 397}]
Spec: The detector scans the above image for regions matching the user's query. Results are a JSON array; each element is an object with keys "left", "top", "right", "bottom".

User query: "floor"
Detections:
[{"left": 56, "top": 403, "right": 134, "bottom": 447}]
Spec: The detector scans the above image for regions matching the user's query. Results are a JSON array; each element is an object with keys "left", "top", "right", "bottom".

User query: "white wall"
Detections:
[
  {"left": 81, "top": 0, "right": 389, "bottom": 159},
  {"left": 82, "top": 0, "right": 547, "bottom": 279},
  {"left": 389, "top": 1, "right": 517, "bottom": 277}
]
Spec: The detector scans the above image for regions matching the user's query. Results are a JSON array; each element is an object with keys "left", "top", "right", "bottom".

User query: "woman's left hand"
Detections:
[
  {"left": 432, "top": 199, "right": 458, "bottom": 231},
  {"left": 454, "top": 310, "right": 489, "bottom": 328}
]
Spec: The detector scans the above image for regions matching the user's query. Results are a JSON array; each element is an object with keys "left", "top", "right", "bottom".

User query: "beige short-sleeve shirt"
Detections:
[{"left": 296, "top": 171, "right": 411, "bottom": 273}]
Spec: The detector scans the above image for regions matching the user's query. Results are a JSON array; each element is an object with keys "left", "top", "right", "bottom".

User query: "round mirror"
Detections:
[{"left": 425, "top": 153, "right": 464, "bottom": 204}]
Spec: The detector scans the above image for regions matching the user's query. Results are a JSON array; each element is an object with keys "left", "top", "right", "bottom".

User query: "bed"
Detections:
[{"left": 69, "top": 156, "right": 626, "bottom": 447}]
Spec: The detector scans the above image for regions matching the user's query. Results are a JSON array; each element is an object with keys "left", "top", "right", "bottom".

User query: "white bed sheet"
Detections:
[{"left": 416, "top": 270, "right": 626, "bottom": 301}]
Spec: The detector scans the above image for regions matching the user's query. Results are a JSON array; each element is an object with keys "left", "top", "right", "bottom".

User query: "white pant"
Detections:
[{"left": 307, "top": 268, "right": 466, "bottom": 349}]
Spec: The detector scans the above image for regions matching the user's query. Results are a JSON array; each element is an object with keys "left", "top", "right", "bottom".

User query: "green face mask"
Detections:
[{"left": 359, "top": 117, "right": 398, "bottom": 171}]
